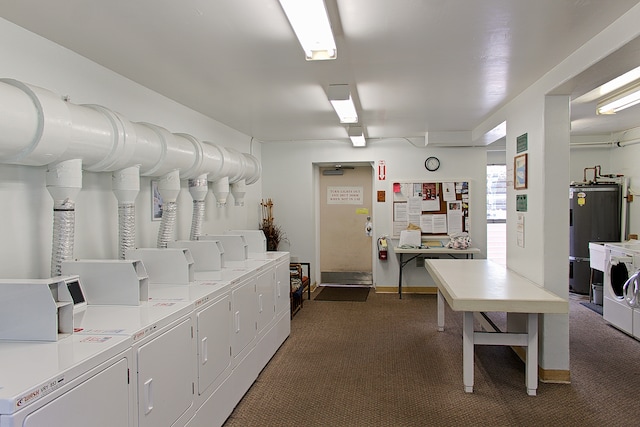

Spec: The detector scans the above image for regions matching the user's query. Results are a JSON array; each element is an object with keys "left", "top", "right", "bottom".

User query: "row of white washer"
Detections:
[
  {"left": 0, "top": 251, "right": 291, "bottom": 427},
  {"left": 603, "top": 242, "right": 640, "bottom": 339}
]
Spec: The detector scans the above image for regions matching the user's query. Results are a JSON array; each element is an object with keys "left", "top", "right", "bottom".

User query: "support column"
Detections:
[{"left": 540, "top": 95, "right": 571, "bottom": 381}]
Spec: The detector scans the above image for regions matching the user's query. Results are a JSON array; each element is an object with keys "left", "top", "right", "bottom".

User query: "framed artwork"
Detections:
[
  {"left": 151, "top": 180, "right": 163, "bottom": 221},
  {"left": 514, "top": 153, "right": 528, "bottom": 190}
]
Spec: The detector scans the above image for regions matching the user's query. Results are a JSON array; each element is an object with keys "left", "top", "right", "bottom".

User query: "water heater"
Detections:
[{"left": 569, "top": 183, "right": 621, "bottom": 294}]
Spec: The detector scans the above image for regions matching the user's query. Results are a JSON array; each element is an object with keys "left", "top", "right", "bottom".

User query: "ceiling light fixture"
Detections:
[
  {"left": 575, "top": 65, "right": 640, "bottom": 104},
  {"left": 348, "top": 126, "right": 366, "bottom": 147},
  {"left": 596, "top": 83, "right": 640, "bottom": 115},
  {"left": 328, "top": 84, "right": 358, "bottom": 124},
  {"left": 601, "top": 66, "right": 640, "bottom": 94},
  {"left": 278, "top": 0, "right": 336, "bottom": 61}
]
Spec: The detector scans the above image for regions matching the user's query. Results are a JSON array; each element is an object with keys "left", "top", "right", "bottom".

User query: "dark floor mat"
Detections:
[
  {"left": 580, "top": 301, "right": 603, "bottom": 315},
  {"left": 314, "top": 286, "right": 370, "bottom": 302}
]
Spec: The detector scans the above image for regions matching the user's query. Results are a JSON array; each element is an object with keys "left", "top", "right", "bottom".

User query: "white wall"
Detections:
[
  {"left": 474, "top": 3, "right": 640, "bottom": 372},
  {"left": 0, "top": 18, "right": 261, "bottom": 278},
  {"left": 570, "top": 146, "right": 613, "bottom": 182},
  {"left": 487, "top": 149, "right": 506, "bottom": 165},
  {"left": 610, "top": 131, "right": 640, "bottom": 237},
  {"left": 261, "top": 138, "right": 487, "bottom": 289}
]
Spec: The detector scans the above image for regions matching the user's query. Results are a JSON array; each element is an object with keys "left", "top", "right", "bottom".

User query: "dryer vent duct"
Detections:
[
  {"left": 113, "top": 165, "right": 140, "bottom": 259},
  {"left": 0, "top": 78, "right": 261, "bottom": 185},
  {"left": 189, "top": 174, "right": 208, "bottom": 240},
  {"left": 156, "top": 170, "right": 181, "bottom": 248},
  {"left": 47, "top": 159, "right": 82, "bottom": 276},
  {"left": 0, "top": 78, "right": 262, "bottom": 264}
]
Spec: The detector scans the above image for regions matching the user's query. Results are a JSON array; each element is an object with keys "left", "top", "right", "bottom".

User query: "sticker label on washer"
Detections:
[
  {"left": 133, "top": 323, "right": 158, "bottom": 341},
  {"left": 15, "top": 376, "right": 65, "bottom": 410},
  {"left": 75, "top": 328, "right": 127, "bottom": 335},
  {"left": 195, "top": 296, "right": 210, "bottom": 307},
  {"left": 80, "top": 336, "right": 113, "bottom": 343},
  {"left": 152, "top": 302, "right": 177, "bottom": 307}
]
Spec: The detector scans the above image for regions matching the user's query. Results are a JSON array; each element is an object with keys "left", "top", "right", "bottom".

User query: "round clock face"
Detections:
[{"left": 425, "top": 156, "right": 440, "bottom": 171}]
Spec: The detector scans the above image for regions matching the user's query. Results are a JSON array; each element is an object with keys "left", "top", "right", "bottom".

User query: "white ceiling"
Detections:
[{"left": 1, "top": 0, "right": 640, "bottom": 146}]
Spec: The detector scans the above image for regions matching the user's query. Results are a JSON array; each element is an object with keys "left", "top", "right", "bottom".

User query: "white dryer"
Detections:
[
  {"left": 0, "top": 334, "right": 133, "bottom": 427},
  {"left": 603, "top": 243, "right": 640, "bottom": 336},
  {"left": 73, "top": 301, "right": 196, "bottom": 427}
]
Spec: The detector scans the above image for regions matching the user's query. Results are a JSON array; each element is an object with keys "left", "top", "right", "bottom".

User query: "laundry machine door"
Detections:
[
  {"left": 21, "top": 357, "right": 130, "bottom": 427},
  {"left": 609, "top": 261, "right": 630, "bottom": 299},
  {"left": 623, "top": 271, "right": 640, "bottom": 307}
]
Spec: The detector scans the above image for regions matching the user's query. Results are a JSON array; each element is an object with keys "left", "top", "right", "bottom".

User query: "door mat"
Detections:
[
  {"left": 580, "top": 301, "right": 603, "bottom": 316},
  {"left": 314, "top": 286, "right": 370, "bottom": 302}
]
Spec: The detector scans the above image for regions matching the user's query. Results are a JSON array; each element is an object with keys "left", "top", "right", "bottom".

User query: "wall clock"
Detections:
[{"left": 425, "top": 156, "right": 440, "bottom": 172}]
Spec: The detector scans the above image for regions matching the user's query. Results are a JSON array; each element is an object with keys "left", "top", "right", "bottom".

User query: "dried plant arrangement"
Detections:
[{"left": 260, "top": 198, "right": 287, "bottom": 251}]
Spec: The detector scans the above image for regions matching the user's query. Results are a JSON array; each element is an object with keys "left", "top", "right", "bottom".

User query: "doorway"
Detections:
[
  {"left": 318, "top": 165, "right": 373, "bottom": 286},
  {"left": 487, "top": 164, "right": 507, "bottom": 266}
]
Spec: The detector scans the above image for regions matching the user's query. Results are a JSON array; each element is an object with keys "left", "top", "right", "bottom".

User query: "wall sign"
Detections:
[
  {"left": 327, "top": 186, "right": 363, "bottom": 205},
  {"left": 377, "top": 160, "right": 386, "bottom": 180},
  {"left": 517, "top": 133, "right": 528, "bottom": 153},
  {"left": 516, "top": 194, "right": 527, "bottom": 212}
]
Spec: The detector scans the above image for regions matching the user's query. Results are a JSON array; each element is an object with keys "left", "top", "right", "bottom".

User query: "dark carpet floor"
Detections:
[{"left": 223, "top": 291, "right": 640, "bottom": 427}]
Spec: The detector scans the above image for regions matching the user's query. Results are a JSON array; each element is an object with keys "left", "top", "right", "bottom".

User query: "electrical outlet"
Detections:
[{"left": 629, "top": 194, "right": 634, "bottom": 202}]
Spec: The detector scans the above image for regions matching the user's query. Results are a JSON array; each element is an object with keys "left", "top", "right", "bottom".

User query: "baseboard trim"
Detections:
[
  {"left": 375, "top": 286, "right": 437, "bottom": 294},
  {"left": 539, "top": 368, "right": 571, "bottom": 383},
  {"left": 513, "top": 346, "right": 571, "bottom": 383}
]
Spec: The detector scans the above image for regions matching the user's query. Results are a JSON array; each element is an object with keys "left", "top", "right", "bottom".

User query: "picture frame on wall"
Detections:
[
  {"left": 514, "top": 153, "right": 528, "bottom": 190},
  {"left": 151, "top": 180, "right": 163, "bottom": 221}
]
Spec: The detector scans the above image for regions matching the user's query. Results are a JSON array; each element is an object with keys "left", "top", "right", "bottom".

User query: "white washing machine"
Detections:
[
  {"left": 603, "top": 243, "right": 640, "bottom": 336},
  {"left": 621, "top": 260, "right": 640, "bottom": 340}
]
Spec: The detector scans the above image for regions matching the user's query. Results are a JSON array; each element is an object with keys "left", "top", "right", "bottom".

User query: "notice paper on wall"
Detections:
[
  {"left": 517, "top": 213, "right": 525, "bottom": 247},
  {"left": 447, "top": 201, "right": 463, "bottom": 234},
  {"left": 420, "top": 214, "right": 447, "bottom": 233},
  {"left": 420, "top": 183, "right": 441, "bottom": 211},
  {"left": 442, "top": 182, "right": 456, "bottom": 201}
]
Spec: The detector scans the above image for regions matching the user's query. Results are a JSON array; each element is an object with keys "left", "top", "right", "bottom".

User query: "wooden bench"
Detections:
[{"left": 290, "top": 263, "right": 310, "bottom": 318}]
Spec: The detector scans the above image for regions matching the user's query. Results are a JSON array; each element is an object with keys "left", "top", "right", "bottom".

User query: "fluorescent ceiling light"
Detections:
[
  {"left": 576, "top": 65, "right": 640, "bottom": 104},
  {"left": 278, "top": 0, "right": 336, "bottom": 60},
  {"left": 328, "top": 84, "right": 358, "bottom": 124},
  {"left": 596, "top": 83, "right": 640, "bottom": 115},
  {"left": 348, "top": 126, "right": 366, "bottom": 147}
]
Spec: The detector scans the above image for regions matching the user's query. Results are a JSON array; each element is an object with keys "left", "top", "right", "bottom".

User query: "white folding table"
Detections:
[
  {"left": 424, "top": 259, "right": 568, "bottom": 396},
  {"left": 394, "top": 246, "right": 480, "bottom": 298}
]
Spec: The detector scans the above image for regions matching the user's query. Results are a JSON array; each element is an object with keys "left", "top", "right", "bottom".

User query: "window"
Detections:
[{"left": 487, "top": 164, "right": 506, "bottom": 222}]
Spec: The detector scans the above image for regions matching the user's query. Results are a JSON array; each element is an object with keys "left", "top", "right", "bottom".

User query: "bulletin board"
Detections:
[{"left": 391, "top": 181, "right": 470, "bottom": 238}]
